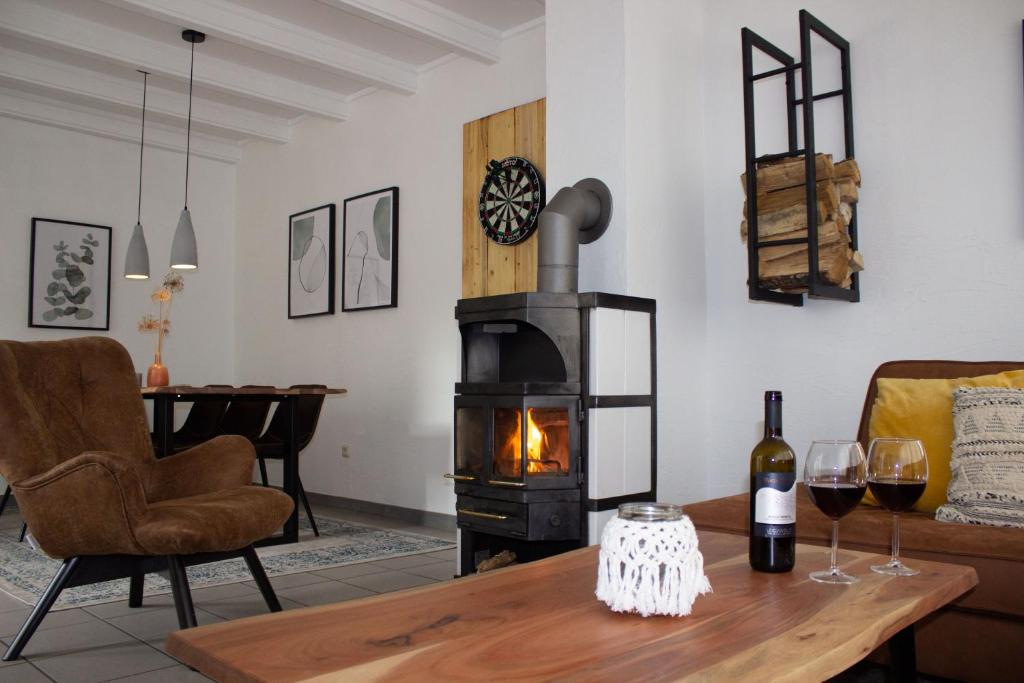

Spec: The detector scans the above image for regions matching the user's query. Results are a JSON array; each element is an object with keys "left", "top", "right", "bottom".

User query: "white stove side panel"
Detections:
[
  {"left": 589, "top": 307, "right": 651, "bottom": 396},
  {"left": 587, "top": 405, "right": 652, "bottom": 500}
]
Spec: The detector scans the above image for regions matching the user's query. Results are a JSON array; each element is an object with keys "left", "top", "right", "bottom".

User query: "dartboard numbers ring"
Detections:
[{"left": 478, "top": 156, "right": 545, "bottom": 245}]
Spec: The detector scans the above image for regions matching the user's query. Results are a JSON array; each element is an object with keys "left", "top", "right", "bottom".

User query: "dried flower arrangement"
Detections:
[{"left": 138, "top": 272, "right": 184, "bottom": 385}]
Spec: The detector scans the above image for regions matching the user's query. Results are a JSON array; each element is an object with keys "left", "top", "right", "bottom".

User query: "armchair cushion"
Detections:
[
  {"left": 146, "top": 435, "right": 256, "bottom": 503},
  {"left": 137, "top": 487, "right": 294, "bottom": 555},
  {"left": 13, "top": 451, "right": 149, "bottom": 556}
]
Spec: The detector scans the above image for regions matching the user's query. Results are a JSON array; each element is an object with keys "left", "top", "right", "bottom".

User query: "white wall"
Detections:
[
  {"left": 701, "top": 0, "right": 1024, "bottom": 498},
  {"left": 552, "top": 0, "right": 1024, "bottom": 505},
  {"left": 547, "top": 0, "right": 712, "bottom": 505},
  {"left": 0, "top": 116, "right": 237, "bottom": 380},
  {"left": 233, "top": 27, "right": 546, "bottom": 515}
]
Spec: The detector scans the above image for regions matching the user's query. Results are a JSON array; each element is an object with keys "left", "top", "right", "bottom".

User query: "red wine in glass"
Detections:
[
  {"left": 804, "top": 440, "right": 868, "bottom": 585},
  {"left": 807, "top": 482, "right": 867, "bottom": 519},
  {"left": 867, "top": 479, "right": 926, "bottom": 513},
  {"left": 867, "top": 438, "right": 929, "bottom": 576}
]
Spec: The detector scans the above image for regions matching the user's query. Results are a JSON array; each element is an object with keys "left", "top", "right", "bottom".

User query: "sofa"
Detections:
[{"left": 683, "top": 361, "right": 1024, "bottom": 683}]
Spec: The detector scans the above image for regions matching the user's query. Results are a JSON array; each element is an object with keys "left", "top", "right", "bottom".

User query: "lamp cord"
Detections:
[
  {"left": 184, "top": 38, "right": 194, "bottom": 209},
  {"left": 137, "top": 70, "right": 148, "bottom": 224}
]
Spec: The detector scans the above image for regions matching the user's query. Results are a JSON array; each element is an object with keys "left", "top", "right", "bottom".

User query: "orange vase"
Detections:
[{"left": 147, "top": 351, "right": 169, "bottom": 387}]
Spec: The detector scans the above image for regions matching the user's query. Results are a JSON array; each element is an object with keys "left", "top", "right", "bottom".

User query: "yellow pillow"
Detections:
[{"left": 866, "top": 369, "right": 1024, "bottom": 512}]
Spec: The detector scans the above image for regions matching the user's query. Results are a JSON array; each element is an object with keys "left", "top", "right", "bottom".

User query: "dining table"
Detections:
[{"left": 142, "top": 385, "right": 346, "bottom": 546}]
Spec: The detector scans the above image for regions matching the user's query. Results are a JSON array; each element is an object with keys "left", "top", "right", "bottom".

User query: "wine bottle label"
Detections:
[{"left": 753, "top": 472, "right": 795, "bottom": 538}]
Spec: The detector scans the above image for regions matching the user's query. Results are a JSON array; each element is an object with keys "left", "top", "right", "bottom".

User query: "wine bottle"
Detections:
[{"left": 749, "top": 390, "right": 796, "bottom": 572}]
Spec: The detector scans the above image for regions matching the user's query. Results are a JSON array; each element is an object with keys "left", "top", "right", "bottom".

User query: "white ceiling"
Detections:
[{"left": 0, "top": 0, "right": 546, "bottom": 162}]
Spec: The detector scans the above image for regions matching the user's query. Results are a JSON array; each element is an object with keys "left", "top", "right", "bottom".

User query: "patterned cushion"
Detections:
[{"left": 936, "top": 387, "right": 1024, "bottom": 528}]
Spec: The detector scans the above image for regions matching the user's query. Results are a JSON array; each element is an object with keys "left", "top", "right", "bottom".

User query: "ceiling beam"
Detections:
[
  {"left": 0, "top": 47, "right": 290, "bottom": 143},
  {"left": 101, "top": 0, "right": 418, "bottom": 94},
  {"left": 0, "top": 87, "right": 242, "bottom": 163},
  {"left": 316, "top": 0, "right": 501, "bottom": 64},
  {"left": 0, "top": 0, "right": 351, "bottom": 121}
]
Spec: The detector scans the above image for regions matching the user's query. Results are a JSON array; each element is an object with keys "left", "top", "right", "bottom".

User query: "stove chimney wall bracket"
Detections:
[{"left": 537, "top": 178, "right": 613, "bottom": 293}]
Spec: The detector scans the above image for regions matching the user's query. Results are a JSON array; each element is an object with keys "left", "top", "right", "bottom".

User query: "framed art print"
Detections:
[
  {"left": 343, "top": 187, "right": 398, "bottom": 311},
  {"left": 29, "top": 218, "right": 111, "bottom": 330},
  {"left": 288, "top": 203, "right": 335, "bottom": 318}
]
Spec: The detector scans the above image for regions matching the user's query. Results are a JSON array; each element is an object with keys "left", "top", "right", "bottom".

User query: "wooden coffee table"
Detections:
[{"left": 167, "top": 531, "right": 976, "bottom": 682}]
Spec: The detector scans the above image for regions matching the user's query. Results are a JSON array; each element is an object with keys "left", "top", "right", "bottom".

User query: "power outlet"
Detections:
[{"left": 341, "top": 444, "right": 350, "bottom": 458}]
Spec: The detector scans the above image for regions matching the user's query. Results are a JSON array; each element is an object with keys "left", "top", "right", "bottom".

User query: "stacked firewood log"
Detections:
[{"left": 740, "top": 154, "right": 863, "bottom": 291}]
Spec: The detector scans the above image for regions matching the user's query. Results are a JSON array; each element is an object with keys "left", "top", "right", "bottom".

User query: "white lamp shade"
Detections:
[
  {"left": 124, "top": 221, "right": 150, "bottom": 279},
  {"left": 170, "top": 207, "right": 198, "bottom": 270}
]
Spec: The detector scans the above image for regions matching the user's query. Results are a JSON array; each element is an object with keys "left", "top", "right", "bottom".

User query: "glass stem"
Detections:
[
  {"left": 891, "top": 512, "right": 901, "bottom": 565},
  {"left": 830, "top": 519, "right": 840, "bottom": 574}
]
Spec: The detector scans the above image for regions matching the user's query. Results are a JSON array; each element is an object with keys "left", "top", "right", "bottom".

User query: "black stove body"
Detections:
[{"left": 452, "top": 291, "right": 656, "bottom": 575}]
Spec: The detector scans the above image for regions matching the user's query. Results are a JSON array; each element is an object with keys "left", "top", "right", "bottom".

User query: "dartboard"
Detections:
[{"left": 478, "top": 156, "right": 545, "bottom": 245}]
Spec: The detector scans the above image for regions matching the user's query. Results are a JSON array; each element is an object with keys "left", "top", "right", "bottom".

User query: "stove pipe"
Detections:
[{"left": 537, "top": 178, "right": 613, "bottom": 293}]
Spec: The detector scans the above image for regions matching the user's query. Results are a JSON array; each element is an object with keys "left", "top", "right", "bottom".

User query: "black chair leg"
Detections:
[
  {"left": 257, "top": 455, "right": 269, "bottom": 487},
  {"left": 166, "top": 556, "right": 197, "bottom": 629},
  {"left": 0, "top": 486, "right": 10, "bottom": 518},
  {"left": 128, "top": 571, "right": 144, "bottom": 608},
  {"left": 18, "top": 523, "right": 27, "bottom": 543},
  {"left": 241, "top": 546, "right": 282, "bottom": 613},
  {"left": 3, "top": 557, "right": 80, "bottom": 661},
  {"left": 298, "top": 479, "right": 319, "bottom": 537}
]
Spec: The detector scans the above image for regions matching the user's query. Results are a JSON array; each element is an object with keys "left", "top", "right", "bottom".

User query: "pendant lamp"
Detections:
[
  {"left": 124, "top": 70, "right": 151, "bottom": 280},
  {"left": 170, "top": 29, "right": 205, "bottom": 270}
]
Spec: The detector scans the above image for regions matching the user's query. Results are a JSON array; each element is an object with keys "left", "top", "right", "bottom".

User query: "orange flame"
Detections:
[{"left": 526, "top": 409, "right": 548, "bottom": 474}]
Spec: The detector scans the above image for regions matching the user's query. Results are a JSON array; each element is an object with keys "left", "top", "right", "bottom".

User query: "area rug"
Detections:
[{"left": 0, "top": 516, "right": 454, "bottom": 609}]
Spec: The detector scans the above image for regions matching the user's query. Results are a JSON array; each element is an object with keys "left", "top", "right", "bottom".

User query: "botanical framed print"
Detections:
[
  {"left": 288, "top": 203, "right": 335, "bottom": 318},
  {"left": 343, "top": 187, "right": 398, "bottom": 311},
  {"left": 29, "top": 218, "right": 111, "bottom": 330}
]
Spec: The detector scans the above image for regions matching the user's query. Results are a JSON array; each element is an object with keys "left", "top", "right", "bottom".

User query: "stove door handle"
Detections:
[
  {"left": 487, "top": 479, "right": 527, "bottom": 488},
  {"left": 457, "top": 509, "right": 509, "bottom": 521},
  {"left": 444, "top": 473, "right": 476, "bottom": 481}
]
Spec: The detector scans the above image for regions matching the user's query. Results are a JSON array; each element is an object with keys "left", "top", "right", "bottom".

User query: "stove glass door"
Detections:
[
  {"left": 455, "top": 406, "right": 486, "bottom": 480},
  {"left": 525, "top": 407, "right": 570, "bottom": 478},
  {"left": 492, "top": 407, "right": 523, "bottom": 481}
]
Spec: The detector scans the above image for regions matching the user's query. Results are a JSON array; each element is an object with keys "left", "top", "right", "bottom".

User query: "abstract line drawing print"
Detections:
[
  {"left": 343, "top": 188, "right": 398, "bottom": 311},
  {"left": 288, "top": 204, "right": 335, "bottom": 318}
]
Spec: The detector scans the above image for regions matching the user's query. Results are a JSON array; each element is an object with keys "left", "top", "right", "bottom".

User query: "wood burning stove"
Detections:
[{"left": 451, "top": 292, "right": 656, "bottom": 575}]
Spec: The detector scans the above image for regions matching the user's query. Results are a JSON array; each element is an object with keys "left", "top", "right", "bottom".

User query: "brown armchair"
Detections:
[{"left": 0, "top": 337, "right": 294, "bottom": 661}]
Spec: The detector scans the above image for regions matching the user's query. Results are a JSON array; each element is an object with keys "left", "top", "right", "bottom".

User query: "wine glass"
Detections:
[
  {"left": 804, "top": 440, "right": 867, "bottom": 584},
  {"left": 867, "top": 438, "right": 928, "bottom": 576}
]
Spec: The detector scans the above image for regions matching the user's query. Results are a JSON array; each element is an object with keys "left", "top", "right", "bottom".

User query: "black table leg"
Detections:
[
  {"left": 153, "top": 395, "right": 174, "bottom": 459},
  {"left": 282, "top": 396, "right": 299, "bottom": 543},
  {"left": 888, "top": 625, "right": 916, "bottom": 683}
]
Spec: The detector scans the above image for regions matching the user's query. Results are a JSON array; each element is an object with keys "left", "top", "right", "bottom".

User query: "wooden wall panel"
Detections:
[
  {"left": 461, "top": 119, "right": 488, "bottom": 298},
  {"left": 513, "top": 98, "right": 545, "bottom": 294},
  {"left": 461, "top": 98, "right": 546, "bottom": 299},
  {"left": 483, "top": 108, "right": 517, "bottom": 295}
]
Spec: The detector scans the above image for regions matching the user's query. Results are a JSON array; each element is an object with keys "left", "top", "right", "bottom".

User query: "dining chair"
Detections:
[
  {"left": 217, "top": 386, "right": 274, "bottom": 443},
  {"left": 166, "top": 384, "right": 232, "bottom": 453},
  {"left": 254, "top": 385, "right": 326, "bottom": 537},
  {"left": 0, "top": 337, "right": 293, "bottom": 661}
]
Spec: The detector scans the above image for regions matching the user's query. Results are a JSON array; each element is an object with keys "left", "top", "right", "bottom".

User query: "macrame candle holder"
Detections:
[{"left": 596, "top": 502, "right": 712, "bottom": 617}]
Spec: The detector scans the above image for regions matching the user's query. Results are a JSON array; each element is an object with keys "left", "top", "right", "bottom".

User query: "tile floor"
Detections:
[{"left": 0, "top": 502, "right": 456, "bottom": 683}]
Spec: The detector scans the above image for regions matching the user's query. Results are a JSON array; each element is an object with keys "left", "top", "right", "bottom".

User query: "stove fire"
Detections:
[{"left": 495, "top": 408, "right": 569, "bottom": 478}]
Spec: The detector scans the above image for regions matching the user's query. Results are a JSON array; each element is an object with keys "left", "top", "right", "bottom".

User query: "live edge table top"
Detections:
[
  {"left": 141, "top": 386, "right": 346, "bottom": 396},
  {"left": 165, "top": 531, "right": 976, "bottom": 683}
]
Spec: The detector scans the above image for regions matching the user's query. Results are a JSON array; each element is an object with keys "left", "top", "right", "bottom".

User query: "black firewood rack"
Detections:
[{"left": 742, "top": 10, "right": 859, "bottom": 306}]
